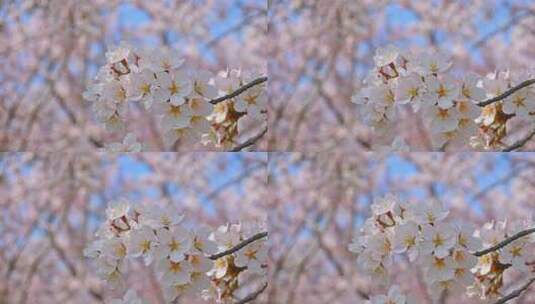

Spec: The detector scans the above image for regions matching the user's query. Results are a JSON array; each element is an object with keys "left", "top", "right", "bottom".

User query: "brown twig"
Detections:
[
  {"left": 210, "top": 77, "right": 268, "bottom": 105},
  {"left": 231, "top": 126, "right": 268, "bottom": 152},
  {"left": 502, "top": 127, "right": 535, "bottom": 152},
  {"left": 473, "top": 227, "right": 535, "bottom": 257},
  {"left": 209, "top": 231, "right": 268, "bottom": 260},
  {"left": 477, "top": 79, "right": 535, "bottom": 107},
  {"left": 492, "top": 277, "right": 535, "bottom": 304},
  {"left": 234, "top": 282, "right": 268, "bottom": 304}
]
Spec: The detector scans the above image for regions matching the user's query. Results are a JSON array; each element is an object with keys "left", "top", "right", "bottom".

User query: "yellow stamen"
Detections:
[
  {"left": 140, "top": 240, "right": 151, "bottom": 253},
  {"left": 436, "top": 84, "right": 447, "bottom": 98},
  {"left": 140, "top": 83, "right": 150, "bottom": 95},
  {"left": 408, "top": 87, "right": 419, "bottom": 99},
  {"left": 432, "top": 234, "right": 444, "bottom": 247},
  {"left": 169, "top": 261, "right": 183, "bottom": 273},
  {"left": 168, "top": 239, "right": 181, "bottom": 252},
  {"left": 169, "top": 82, "right": 181, "bottom": 95},
  {"left": 244, "top": 248, "right": 258, "bottom": 260},
  {"left": 168, "top": 106, "right": 182, "bottom": 117}
]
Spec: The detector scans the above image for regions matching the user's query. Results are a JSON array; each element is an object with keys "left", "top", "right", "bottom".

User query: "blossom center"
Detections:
[
  {"left": 169, "top": 82, "right": 181, "bottom": 95},
  {"left": 436, "top": 84, "right": 447, "bottom": 98},
  {"left": 513, "top": 95, "right": 525, "bottom": 107},
  {"left": 433, "top": 257, "right": 446, "bottom": 269},
  {"left": 436, "top": 109, "right": 450, "bottom": 120},
  {"left": 244, "top": 94, "right": 258, "bottom": 105},
  {"left": 404, "top": 235, "right": 416, "bottom": 248},
  {"left": 140, "top": 83, "right": 151, "bottom": 95},
  {"left": 169, "top": 106, "right": 182, "bottom": 117},
  {"left": 510, "top": 246, "right": 522, "bottom": 257},
  {"left": 140, "top": 240, "right": 151, "bottom": 253},
  {"left": 454, "top": 268, "right": 465, "bottom": 278},
  {"left": 169, "top": 239, "right": 181, "bottom": 251},
  {"left": 244, "top": 248, "right": 258, "bottom": 260},
  {"left": 169, "top": 261, "right": 183, "bottom": 273},
  {"left": 408, "top": 87, "right": 419, "bottom": 99},
  {"left": 432, "top": 234, "right": 444, "bottom": 247}
]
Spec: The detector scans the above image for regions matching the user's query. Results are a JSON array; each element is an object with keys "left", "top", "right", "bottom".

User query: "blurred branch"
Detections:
[
  {"left": 472, "top": 11, "right": 531, "bottom": 49},
  {"left": 205, "top": 12, "right": 264, "bottom": 48},
  {"left": 492, "top": 277, "right": 535, "bottom": 304},
  {"left": 209, "top": 77, "right": 268, "bottom": 105},
  {"left": 471, "top": 166, "right": 523, "bottom": 200},
  {"left": 231, "top": 126, "right": 268, "bottom": 152},
  {"left": 205, "top": 163, "right": 265, "bottom": 200},
  {"left": 47, "top": 228, "right": 105, "bottom": 302},
  {"left": 473, "top": 227, "right": 535, "bottom": 256},
  {"left": 19, "top": 249, "right": 49, "bottom": 304},
  {"left": 287, "top": 244, "right": 316, "bottom": 304},
  {"left": 234, "top": 282, "right": 268, "bottom": 304},
  {"left": 502, "top": 127, "right": 535, "bottom": 152},
  {"left": 209, "top": 231, "right": 268, "bottom": 260},
  {"left": 47, "top": 79, "right": 103, "bottom": 148},
  {"left": 477, "top": 79, "right": 535, "bottom": 107},
  {"left": 314, "top": 77, "right": 345, "bottom": 125}
]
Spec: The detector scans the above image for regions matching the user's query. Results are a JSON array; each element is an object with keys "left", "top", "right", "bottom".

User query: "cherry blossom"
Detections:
[
  {"left": 127, "top": 227, "right": 159, "bottom": 265},
  {"left": 348, "top": 193, "right": 535, "bottom": 302},
  {"left": 84, "top": 198, "right": 268, "bottom": 304},
  {"left": 82, "top": 43, "right": 267, "bottom": 151},
  {"left": 351, "top": 46, "right": 535, "bottom": 151},
  {"left": 234, "top": 241, "right": 268, "bottom": 274}
]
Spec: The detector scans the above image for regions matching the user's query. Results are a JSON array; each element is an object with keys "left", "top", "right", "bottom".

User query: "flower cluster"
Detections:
[
  {"left": 469, "top": 220, "right": 535, "bottom": 299},
  {"left": 205, "top": 69, "right": 268, "bottom": 149},
  {"left": 84, "top": 199, "right": 268, "bottom": 303},
  {"left": 83, "top": 42, "right": 267, "bottom": 151},
  {"left": 348, "top": 194, "right": 535, "bottom": 301},
  {"left": 352, "top": 45, "right": 535, "bottom": 150}
]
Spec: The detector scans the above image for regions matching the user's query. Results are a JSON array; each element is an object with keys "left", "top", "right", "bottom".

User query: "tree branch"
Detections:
[
  {"left": 473, "top": 227, "right": 535, "bottom": 257},
  {"left": 477, "top": 79, "right": 535, "bottom": 107},
  {"left": 492, "top": 277, "right": 535, "bottom": 304},
  {"left": 209, "top": 231, "right": 268, "bottom": 260},
  {"left": 234, "top": 282, "right": 268, "bottom": 304},
  {"left": 502, "top": 127, "right": 535, "bottom": 152},
  {"left": 231, "top": 126, "right": 268, "bottom": 152},
  {"left": 210, "top": 77, "right": 268, "bottom": 105}
]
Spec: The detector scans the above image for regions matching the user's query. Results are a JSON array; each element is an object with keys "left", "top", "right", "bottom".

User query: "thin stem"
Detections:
[
  {"left": 209, "top": 76, "right": 268, "bottom": 105},
  {"left": 473, "top": 227, "right": 535, "bottom": 257},
  {"left": 231, "top": 126, "right": 268, "bottom": 152},
  {"left": 234, "top": 282, "right": 268, "bottom": 304},
  {"left": 209, "top": 231, "right": 268, "bottom": 260},
  {"left": 492, "top": 277, "right": 535, "bottom": 304},
  {"left": 477, "top": 79, "right": 535, "bottom": 107},
  {"left": 502, "top": 127, "right": 535, "bottom": 152}
]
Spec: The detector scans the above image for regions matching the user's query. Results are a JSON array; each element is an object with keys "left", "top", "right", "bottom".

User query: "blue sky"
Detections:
[
  {"left": 108, "top": 1, "right": 259, "bottom": 63},
  {"left": 341, "top": 1, "right": 529, "bottom": 77},
  {"left": 273, "top": 153, "right": 521, "bottom": 232},
  {"left": 85, "top": 153, "right": 259, "bottom": 222}
]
